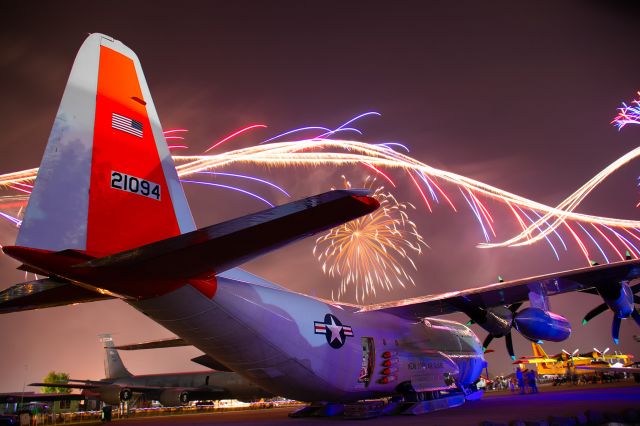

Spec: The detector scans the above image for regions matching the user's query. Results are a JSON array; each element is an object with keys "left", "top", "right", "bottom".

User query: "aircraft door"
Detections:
[{"left": 358, "top": 337, "right": 375, "bottom": 387}]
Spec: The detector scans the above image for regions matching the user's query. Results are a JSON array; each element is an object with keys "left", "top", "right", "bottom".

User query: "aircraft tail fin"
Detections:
[
  {"left": 16, "top": 33, "right": 195, "bottom": 257},
  {"left": 532, "top": 342, "right": 547, "bottom": 359},
  {"left": 99, "top": 334, "right": 133, "bottom": 379}
]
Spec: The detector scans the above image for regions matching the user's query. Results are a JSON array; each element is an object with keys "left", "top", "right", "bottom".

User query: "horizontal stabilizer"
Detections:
[
  {"left": 76, "top": 189, "right": 379, "bottom": 282},
  {"left": 0, "top": 278, "right": 113, "bottom": 314},
  {"left": 112, "top": 337, "right": 187, "bottom": 350},
  {"left": 110, "top": 337, "right": 233, "bottom": 371},
  {"left": 190, "top": 355, "right": 232, "bottom": 372}
]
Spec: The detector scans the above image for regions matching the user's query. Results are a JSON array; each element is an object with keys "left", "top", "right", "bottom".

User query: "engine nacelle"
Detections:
[
  {"left": 98, "top": 386, "right": 132, "bottom": 405},
  {"left": 158, "top": 389, "right": 189, "bottom": 407},
  {"left": 514, "top": 308, "right": 571, "bottom": 342}
]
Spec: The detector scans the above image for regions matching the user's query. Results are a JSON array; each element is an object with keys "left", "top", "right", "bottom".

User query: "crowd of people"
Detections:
[
  {"left": 515, "top": 369, "right": 538, "bottom": 394},
  {"left": 480, "top": 367, "right": 637, "bottom": 393},
  {"left": 476, "top": 369, "right": 539, "bottom": 393}
]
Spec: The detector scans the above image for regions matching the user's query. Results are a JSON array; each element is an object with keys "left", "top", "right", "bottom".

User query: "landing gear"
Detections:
[
  {"left": 384, "top": 386, "right": 466, "bottom": 416},
  {"left": 289, "top": 387, "right": 467, "bottom": 418},
  {"left": 288, "top": 402, "right": 345, "bottom": 418}
]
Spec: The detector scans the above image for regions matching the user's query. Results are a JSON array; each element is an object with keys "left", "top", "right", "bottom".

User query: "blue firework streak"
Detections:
[{"left": 612, "top": 91, "right": 640, "bottom": 130}]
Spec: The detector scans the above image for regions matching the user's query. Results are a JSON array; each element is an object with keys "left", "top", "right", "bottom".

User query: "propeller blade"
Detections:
[
  {"left": 505, "top": 332, "right": 516, "bottom": 360},
  {"left": 631, "top": 282, "right": 640, "bottom": 294},
  {"left": 632, "top": 308, "right": 640, "bottom": 328},
  {"left": 572, "top": 349, "right": 579, "bottom": 356},
  {"left": 562, "top": 349, "right": 570, "bottom": 355},
  {"left": 509, "top": 302, "right": 523, "bottom": 313},
  {"left": 603, "top": 347, "right": 610, "bottom": 356},
  {"left": 482, "top": 334, "right": 494, "bottom": 352},
  {"left": 582, "top": 303, "right": 608, "bottom": 325},
  {"left": 466, "top": 319, "right": 476, "bottom": 326},
  {"left": 612, "top": 316, "right": 622, "bottom": 344}
]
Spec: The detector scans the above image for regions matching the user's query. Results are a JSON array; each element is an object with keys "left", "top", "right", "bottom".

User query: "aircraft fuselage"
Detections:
[{"left": 131, "top": 272, "right": 485, "bottom": 402}]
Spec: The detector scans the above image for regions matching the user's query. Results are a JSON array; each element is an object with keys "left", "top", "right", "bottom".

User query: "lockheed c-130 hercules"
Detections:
[{"left": 1, "top": 34, "right": 639, "bottom": 417}]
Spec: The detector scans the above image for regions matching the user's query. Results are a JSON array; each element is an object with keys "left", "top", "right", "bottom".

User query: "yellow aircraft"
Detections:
[{"left": 513, "top": 343, "right": 634, "bottom": 376}]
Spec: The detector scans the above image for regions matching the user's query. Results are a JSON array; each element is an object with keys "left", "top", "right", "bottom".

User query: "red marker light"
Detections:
[
  {"left": 382, "top": 351, "right": 391, "bottom": 359},
  {"left": 377, "top": 375, "right": 397, "bottom": 385}
]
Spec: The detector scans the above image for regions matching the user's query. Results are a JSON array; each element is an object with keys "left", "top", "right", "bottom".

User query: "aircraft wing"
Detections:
[
  {"left": 0, "top": 393, "right": 85, "bottom": 403},
  {"left": 29, "top": 382, "right": 226, "bottom": 394},
  {"left": 74, "top": 189, "right": 379, "bottom": 280},
  {"left": 513, "top": 358, "right": 558, "bottom": 365},
  {"left": 359, "top": 259, "right": 640, "bottom": 319},
  {"left": 0, "top": 278, "right": 114, "bottom": 314},
  {"left": 29, "top": 382, "right": 102, "bottom": 390},
  {"left": 575, "top": 365, "right": 640, "bottom": 373}
]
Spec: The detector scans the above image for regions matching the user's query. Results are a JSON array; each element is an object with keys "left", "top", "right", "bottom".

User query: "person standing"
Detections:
[
  {"left": 516, "top": 368, "right": 525, "bottom": 394},
  {"left": 527, "top": 369, "right": 538, "bottom": 394}
]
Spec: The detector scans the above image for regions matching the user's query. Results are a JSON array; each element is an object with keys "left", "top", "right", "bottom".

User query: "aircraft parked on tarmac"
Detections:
[
  {"left": 2, "top": 33, "right": 640, "bottom": 416},
  {"left": 513, "top": 343, "right": 634, "bottom": 376},
  {"left": 28, "top": 334, "right": 270, "bottom": 406}
]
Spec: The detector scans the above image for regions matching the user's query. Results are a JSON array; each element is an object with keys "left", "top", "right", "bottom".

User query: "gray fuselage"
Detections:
[{"left": 132, "top": 269, "right": 485, "bottom": 402}]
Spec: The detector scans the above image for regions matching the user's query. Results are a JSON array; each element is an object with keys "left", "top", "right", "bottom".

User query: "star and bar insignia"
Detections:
[{"left": 314, "top": 313, "right": 353, "bottom": 349}]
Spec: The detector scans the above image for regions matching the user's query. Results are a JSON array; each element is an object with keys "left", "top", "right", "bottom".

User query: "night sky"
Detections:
[{"left": 1, "top": 1, "right": 640, "bottom": 392}]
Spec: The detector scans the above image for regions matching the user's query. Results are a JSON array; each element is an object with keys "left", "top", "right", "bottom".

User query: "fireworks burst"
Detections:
[
  {"left": 612, "top": 91, "right": 640, "bottom": 130},
  {"left": 313, "top": 177, "right": 427, "bottom": 302}
]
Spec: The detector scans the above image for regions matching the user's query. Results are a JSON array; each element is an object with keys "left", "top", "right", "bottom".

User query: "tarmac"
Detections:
[{"left": 109, "top": 382, "right": 640, "bottom": 426}]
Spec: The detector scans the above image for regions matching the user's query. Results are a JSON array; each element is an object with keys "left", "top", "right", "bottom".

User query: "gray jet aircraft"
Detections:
[{"left": 29, "top": 334, "right": 270, "bottom": 406}]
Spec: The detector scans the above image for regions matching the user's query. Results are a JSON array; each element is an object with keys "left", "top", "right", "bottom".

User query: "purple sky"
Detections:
[{"left": 1, "top": 1, "right": 640, "bottom": 392}]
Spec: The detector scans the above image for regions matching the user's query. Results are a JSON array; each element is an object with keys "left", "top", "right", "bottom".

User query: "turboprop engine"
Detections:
[
  {"left": 582, "top": 281, "right": 640, "bottom": 343},
  {"left": 98, "top": 386, "right": 132, "bottom": 405},
  {"left": 467, "top": 303, "right": 571, "bottom": 359},
  {"left": 159, "top": 389, "right": 190, "bottom": 406}
]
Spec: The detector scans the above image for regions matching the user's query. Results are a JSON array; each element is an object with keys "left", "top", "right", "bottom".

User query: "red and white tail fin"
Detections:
[
  {"left": 531, "top": 342, "right": 548, "bottom": 359},
  {"left": 17, "top": 34, "right": 195, "bottom": 256}
]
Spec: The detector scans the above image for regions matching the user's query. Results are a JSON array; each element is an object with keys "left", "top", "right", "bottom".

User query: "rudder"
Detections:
[
  {"left": 531, "top": 342, "right": 547, "bottom": 359},
  {"left": 17, "top": 34, "right": 195, "bottom": 256}
]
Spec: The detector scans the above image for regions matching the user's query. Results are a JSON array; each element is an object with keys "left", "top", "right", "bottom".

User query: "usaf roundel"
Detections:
[{"left": 314, "top": 313, "right": 354, "bottom": 349}]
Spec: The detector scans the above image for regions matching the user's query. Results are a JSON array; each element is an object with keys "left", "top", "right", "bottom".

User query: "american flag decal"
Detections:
[{"left": 112, "top": 112, "right": 143, "bottom": 138}]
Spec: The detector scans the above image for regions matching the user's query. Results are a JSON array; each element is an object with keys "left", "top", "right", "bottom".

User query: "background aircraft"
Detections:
[
  {"left": 28, "top": 334, "right": 270, "bottom": 406},
  {"left": 513, "top": 343, "right": 634, "bottom": 376},
  {"left": 2, "top": 33, "right": 640, "bottom": 417}
]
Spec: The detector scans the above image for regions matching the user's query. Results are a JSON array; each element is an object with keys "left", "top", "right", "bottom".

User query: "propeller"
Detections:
[
  {"left": 593, "top": 347, "right": 610, "bottom": 358},
  {"left": 581, "top": 282, "right": 640, "bottom": 344},
  {"left": 478, "top": 302, "right": 522, "bottom": 360}
]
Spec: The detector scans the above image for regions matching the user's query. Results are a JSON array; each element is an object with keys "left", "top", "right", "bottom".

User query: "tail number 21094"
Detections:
[{"left": 111, "top": 171, "right": 161, "bottom": 200}]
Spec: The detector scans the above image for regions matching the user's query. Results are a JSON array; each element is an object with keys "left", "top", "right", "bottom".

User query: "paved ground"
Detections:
[{"left": 112, "top": 382, "right": 640, "bottom": 426}]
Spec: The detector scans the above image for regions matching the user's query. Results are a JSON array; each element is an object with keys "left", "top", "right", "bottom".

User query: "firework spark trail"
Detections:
[
  {"left": 2, "top": 139, "right": 640, "bottom": 257},
  {"left": 612, "top": 91, "right": 640, "bottom": 130},
  {"left": 204, "top": 124, "right": 268, "bottom": 152},
  {"left": 172, "top": 139, "right": 640, "bottom": 230},
  {"left": 314, "top": 179, "right": 427, "bottom": 302}
]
